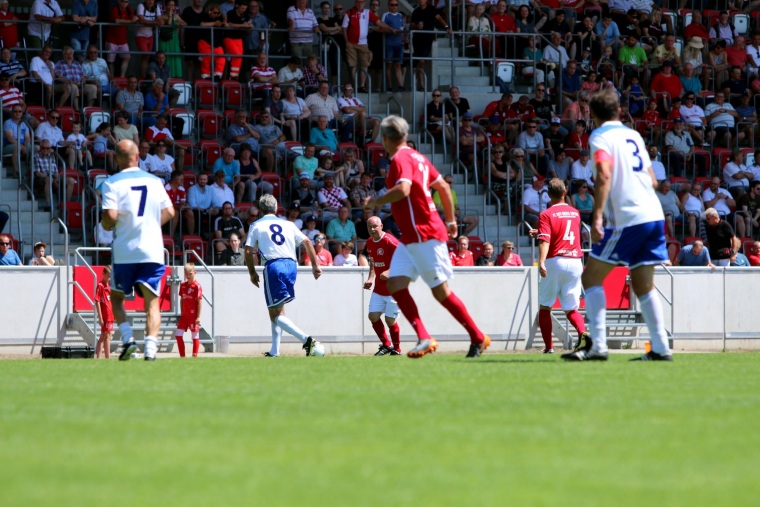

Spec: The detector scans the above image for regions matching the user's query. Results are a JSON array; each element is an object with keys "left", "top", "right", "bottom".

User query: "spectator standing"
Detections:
[
  {"left": 159, "top": 0, "right": 186, "bottom": 79},
  {"left": 704, "top": 207, "right": 736, "bottom": 267},
  {"left": 136, "top": 0, "right": 164, "bottom": 78},
  {"left": 223, "top": 0, "right": 252, "bottom": 80},
  {"left": 181, "top": 0, "right": 206, "bottom": 81},
  {"left": 382, "top": 0, "right": 405, "bottom": 92},
  {"left": 107, "top": 0, "right": 137, "bottom": 78},
  {"left": 288, "top": 0, "right": 319, "bottom": 59},
  {"left": 0, "top": 1, "right": 19, "bottom": 52},
  {"left": 28, "top": 0, "right": 63, "bottom": 49},
  {"left": 197, "top": 4, "right": 226, "bottom": 80},
  {"left": 410, "top": 0, "right": 450, "bottom": 91},
  {"left": 70, "top": 0, "right": 97, "bottom": 59},
  {"left": 342, "top": 0, "right": 394, "bottom": 93}
]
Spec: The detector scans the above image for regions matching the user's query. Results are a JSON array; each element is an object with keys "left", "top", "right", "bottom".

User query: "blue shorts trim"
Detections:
[
  {"left": 263, "top": 259, "right": 297, "bottom": 308},
  {"left": 111, "top": 262, "right": 165, "bottom": 298},
  {"left": 590, "top": 220, "right": 668, "bottom": 269}
]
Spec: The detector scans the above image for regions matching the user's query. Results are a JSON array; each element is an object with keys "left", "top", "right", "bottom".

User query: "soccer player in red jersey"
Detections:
[
  {"left": 174, "top": 263, "right": 203, "bottom": 357},
  {"left": 95, "top": 266, "right": 114, "bottom": 359},
  {"left": 364, "top": 216, "right": 402, "bottom": 356},
  {"left": 531, "top": 179, "right": 588, "bottom": 354},
  {"left": 365, "top": 115, "right": 491, "bottom": 359}
]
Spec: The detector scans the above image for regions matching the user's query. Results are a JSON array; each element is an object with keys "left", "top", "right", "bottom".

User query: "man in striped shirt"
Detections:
[
  {"left": 287, "top": 0, "right": 318, "bottom": 59},
  {"left": 249, "top": 52, "right": 278, "bottom": 99}
]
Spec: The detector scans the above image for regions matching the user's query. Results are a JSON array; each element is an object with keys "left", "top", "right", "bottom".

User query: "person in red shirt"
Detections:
[
  {"left": 725, "top": 35, "right": 748, "bottom": 68},
  {"left": 566, "top": 120, "right": 590, "bottom": 151},
  {"left": 530, "top": 178, "right": 588, "bottom": 355},
  {"left": 342, "top": 0, "right": 395, "bottom": 92},
  {"left": 364, "top": 216, "right": 402, "bottom": 355},
  {"left": 95, "top": 266, "right": 114, "bottom": 359},
  {"left": 490, "top": 0, "right": 516, "bottom": 57},
  {"left": 747, "top": 241, "right": 760, "bottom": 266},
  {"left": 683, "top": 11, "right": 709, "bottom": 45},
  {"left": 165, "top": 170, "right": 193, "bottom": 239},
  {"left": 450, "top": 235, "right": 474, "bottom": 266},
  {"left": 107, "top": 0, "right": 138, "bottom": 77},
  {"left": 637, "top": 99, "right": 662, "bottom": 142},
  {"left": 0, "top": 2, "right": 19, "bottom": 50},
  {"left": 649, "top": 60, "right": 682, "bottom": 115},
  {"left": 365, "top": 115, "right": 491, "bottom": 359},
  {"left": 174, "top": 263, "right": 203, "bottom": 357},
  {"left": 303, "top": 234, "right": 333, "bottom": 265}
]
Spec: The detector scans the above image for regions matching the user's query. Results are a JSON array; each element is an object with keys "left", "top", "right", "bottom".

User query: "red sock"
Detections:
[
  {"left": 566, "top": 310, "right": 586, "bottom": 335},
  {"left": 538, "top": 308, "right": 553, "bottom": 350},
  {"left": 440, "top": 292, "right": 484, "bottom": 343},
  {"left": 389, "top": 322, "right": 401, "bottom": 351},
  {"left": 175, "top": 333, "right": 185, "bottom": 357},
  {"left": 192, "top": 338, "right": 200, "bottom": 356},
  {"left": 371, "top": 319, "right": 391, "bottom": 346},
  {"left": 393, "top": 288, "right": 431, "bottom": 340}
]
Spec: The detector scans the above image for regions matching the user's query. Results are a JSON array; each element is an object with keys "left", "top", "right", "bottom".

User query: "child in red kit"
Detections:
[
  {"left": 174, "top": 263, "right": 203, "bottom": 357},
  {"left": 95, "top": 266, "right": 114, "bottom": 359}
]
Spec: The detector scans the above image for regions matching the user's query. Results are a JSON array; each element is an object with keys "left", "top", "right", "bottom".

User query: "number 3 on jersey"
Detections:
[
  {"left": 269, "top": 224, "right": 285, "bottom": 245},
  {"left": 625, "top": 139, "right": 644, "bottom": 172}
]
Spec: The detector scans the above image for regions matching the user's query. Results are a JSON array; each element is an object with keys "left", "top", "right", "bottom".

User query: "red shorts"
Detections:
[
  {"left": 102, "top": 321, "right": 114, "bottom": 333},
  {"left": 177, "top": 315, "right": 200, "bottom": 333},
  {"left": 135, "top": 36, "right": 154, "bottom": 53}
]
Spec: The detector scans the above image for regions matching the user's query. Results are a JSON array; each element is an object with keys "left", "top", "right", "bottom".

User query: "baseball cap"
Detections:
[
  {"left": 551, "top": 117, "right": 561, "bottom": 124},
  {"left": 461, "top": 112, "right": 473, "bottom": 119},
  {"left": 662, "top": 60, "right": 674, "bottom": 67},
  {"left": 289, "top": 202, "right": 300, "bottom": 210},
  {"left": 306, "top": 215, "right": 317, "bottom": 222},
  {"left": 673, "top": 117, "right": 684, "bottom": 123},
  {"left": 299, "top": 172, "right": 310, "bottom": 179},
  {"left": 324, "top": 171, "right": 335, "bottom": 178},
  {"left": 533, "top": 175, "right": 545, "bottom": 183}
]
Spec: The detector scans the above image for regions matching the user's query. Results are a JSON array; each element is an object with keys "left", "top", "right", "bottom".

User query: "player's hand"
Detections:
[
  {"left": 363, "top": 196, "right": 374, "bottom": 210},
  {"left": 312, "top": 266, "right": 322, "bottom": 280},
  {"left": 528, "top": 228, "right": 538, "bottom": 238},
  {"left": 250, "top": 273, "right": 260, "bottom": 287},
  {"left": 447, "top": 222, "right": 458, "bottom": 238},
  {"left": 98, "top": 318, "right": 104, "bottom": 327},
  {"left": 363, "top": 280, "right": 372, "bottom": 290},
  {"left": 539, "top": 263, "right": 547, "bottom": 278},
  {"left": 591, "top": 217, "right": 604, "bottom": 243}
]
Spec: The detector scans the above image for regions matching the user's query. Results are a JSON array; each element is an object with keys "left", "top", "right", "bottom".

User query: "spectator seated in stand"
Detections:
[
  {"left": 736, "top": 181, "right": 760, "bottom": 240},
  {"left": 433, "top": 173, "right": 479, "bottom": 236},
  {"left": 0, "top": 233, "right": 22, "bottom": 265},
  {"left": 28, "top": 241, "right": 55, "bottom": 265},
  {"left": 475, "top": 241, "right": 496, "bottom": 266},
  {"left": 210, "top": 170, "right": 235, "bottom": 209},
  {"left": 318, "top": 172, "right": 350, "bottom": 221},
  {"left": 219, "top": 231, "right": 245, "bottom": 266},
  {"left": 213, "top": 201, "right": 246, "bottom": 261},
  {"left": 496, "top": 240, "right": 523, "bottom": 266},
  {"left": 656, "top": 180, "right": 685, "bottom": 239},
  {"left": 145, "top": 114, "right": 185, "bottom": 171},
  {"left": 325, "top": 205, "right": 357, "bottom": 254},
  {"left": 310, "top": 115, "right": 338, "bottom": 155},
  {"left": 303, "top": 233, "right": 333, "bottom": 266},
  {"left": 450, "top": 235, "right": 474, "bottom": 267},
  {"left": 746, "top": 241, "right": 760, "bottom": 266},
  {"left": 674, "top": 239, "right": 714, "bottom": 267},
  {"left": 187, "top": 172, "right": 218, "bottom": 236},
  {"left": 722, "top": 149, "right": 753, "bottom": 199},
  {"left": 334, "top": 240, "right": 358, "bottom": 266}
]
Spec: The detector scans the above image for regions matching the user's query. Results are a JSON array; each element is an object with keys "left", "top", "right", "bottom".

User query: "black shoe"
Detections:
[
  {"left": 542, "top": 348, "right": 554, "bottom": 354},
  {"left": 374, "top": 344, "right": 394, "bottom": 356},
  {"left": 118, "top": 340, "right": 137, "bottom": 361},
  {"left": 389, "top": 348, "right": 401, "bottom": 355},
  {"left": 561, "top": 349, "right": 608, "bottom": 361},
  {"left": 465, "top": 343, "right": 482, "bottom": 358},
  {"left": 630, "top": 351, "right": 673, "bottom": 361},
  {"left": 574, "top": 331, "right": 591, "bottom": 352},
  {"left": 263, "top": 352, "right": 278, "bottom": 357},
  {"left": 144, "top": 355, "right": 156, "bottom": 361},
  {"left": 303, "top": 336, "right": 315, "bottom": 356}
]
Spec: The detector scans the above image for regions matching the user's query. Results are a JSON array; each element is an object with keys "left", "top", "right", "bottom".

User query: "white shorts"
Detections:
[
  {"left": 368, "top": 292, "right": 400, "bottom": 318},
  {"left": 538, "top": 256, "right": 583, "bottom": 310},
  {"left": 389, "top": 240, "right": 453, "bottom": 289}
]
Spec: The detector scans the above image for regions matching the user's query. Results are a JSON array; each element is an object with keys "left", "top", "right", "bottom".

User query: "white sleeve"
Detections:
[{"left": 291, "top": 221, "right": 308, "bottom": 246}]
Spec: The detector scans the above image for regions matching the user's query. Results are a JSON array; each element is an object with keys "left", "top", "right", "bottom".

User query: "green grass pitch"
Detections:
[{"left": 2, "top": 353, "right": 759, "bottom": 507}]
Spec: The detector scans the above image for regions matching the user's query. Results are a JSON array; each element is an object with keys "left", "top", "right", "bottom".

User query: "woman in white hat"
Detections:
[{"left": 682, "top": 36, "right": 709, "bottom": 89}]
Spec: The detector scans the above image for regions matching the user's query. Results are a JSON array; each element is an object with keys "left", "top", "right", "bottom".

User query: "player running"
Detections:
[
  {"left": 95, "top": 266, "right": 113, "bottom": 359},
  {"left": 364, "top": 216, "right": 402, "bottom": 356},
  {"left": 530, "top": 179, "right": 588, "bottom": 354},
  {"left": 364, "top": 115, "right": 491, "bottom": 359},
  {"left": 245, "top": 194, "right": 323, "bottom": 357},
  {"left": 101, "top": 140, "right": 175, "bottom": 362},
  {"left": 174, "top": 263, "right": 203, "bottom": 357},
  {"left": 563, "top": 89, "right": 673, "bottom": 362}
]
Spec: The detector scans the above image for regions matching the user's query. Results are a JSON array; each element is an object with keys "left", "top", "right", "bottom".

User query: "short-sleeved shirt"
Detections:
[
  {"left": 287, "top": 6, "right": 318, "bottom": 43},
  {"left": 96, "top": 280, "right": 112, "bottom": 323},
  {"left": 318, "top": 185, "right": 348, "bottom": 208},
  {"left": 82, "top": 57, "right": 110, "bottom": 87},
  {"left": 3, "top": 119, "right": 29, "bottom": 145},
  {"left": 212, "top": 158, "right": 240, "bottom": 186},
  {"left": 116, "top": 90, "right": 144, "bottom": 115},
  {"left": 326, "top": 218, "right": 356, "bottom": 242},
  {"left": 450, "top": 249, "right": 474, "bottom": 266},
  {"left": 100, "top": 167, "right": 173, "bottom": 264},
  {"left": 164, "top": 182, "right": 185, "bottom": 206},
  {"left": 246, "top": 214, "right": 306, "bottom": 263},
  {"left": 305, "top": 93, "right": 340, "bottom": 121},
  {"left": 0, "top": 248, "right": 22, "bottom": 265},
  {"left": 705, "top": 102, "right": 736, "bottom": 128},
  {"left": 108, "top": 5, "right": 135, "bottom": 45},
  {"left": 387, "top": 146, "right": 448, "bottom": 245},
  {"left": 702, "top": 186, "right": 733, "bottom": 215},
  {"left": 215, "top": 215, "right": 244, "bottom": 239},
  {"left": 179, "top": 280, "right": 202, "bottom": 318},
  {"left": 0, "top": 87, "right": 23, "bottom": 110},
  {"left": 30, "top": 56, "right": 54, "bottom": 85},
  {"left": 136, "top": 3, "right": 162, "bottom": 38},
  {"left": 342, "top": 7, "right": 378, "bottom": 45},
  {"left": 537, "top": 203, "right": 583, "bottom": 258},
  {"left": 365, "top": 232, "right": 398, "bottom": 296},
  {"left": 676, "top": 244, "right": 711, "bottom": 266},
  {"left": 249, "top": 65, "right": 277, "bottom": 90}
]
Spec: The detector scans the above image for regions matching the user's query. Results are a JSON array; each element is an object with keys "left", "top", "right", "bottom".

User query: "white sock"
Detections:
[
  {"left": 274, "top": 315, "right": 307, "bottom": 343},
  {"left": 270, "top": 321, "right": 282, "bottom": 356},
  {"left": 638, "top": 290, "right": 670, "bottom": 355},
  {"left": 118, "top": 322, "right": 133, "bottom": 344},
  {"left": 585, "top": 286, "right": 608, "bottom": 353},
  {"left": 144, "top": 336, "right": 158, "bottom": 358}
]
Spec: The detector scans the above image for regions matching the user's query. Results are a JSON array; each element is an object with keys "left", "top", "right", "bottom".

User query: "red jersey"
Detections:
[
  {"left": 96, "top": 281, "right": 112, "bottom": 323},
  {"left": 450, "top": 249, "right": 474, "bottom": 266},
  {"left": 387, "top": 146, "right": 449, "bottom": 245},
  {"left": 491, "top": 13, "right": 516, "bottom": 33},
  {"left": 165, "top": 184, "right": 186, "bottom": 206},
  {"left": 343, "top": 7, "right": 378, "bottom": 45},
  {"left": 179, "top": 280, "right": 202, "bottom": 318},
  {"left": 0, "top": 11, "right": 19, "bottom": 48},
  {"left": 537, "top": 203, "right": 582, "bottom": 259},
  {"left": 641, "top": 108, "right": 662, "bottom": 127},
  {"left": 108, "top": 6, "right": 135, "bottom": 45},
  {"left": 365, "top": 232, "right": 399, "bottom": 296}
]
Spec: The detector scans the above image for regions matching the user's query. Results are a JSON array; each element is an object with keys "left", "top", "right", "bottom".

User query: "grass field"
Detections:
[{"left": 2, "top": 352, "right": 759, "bottom": 507}]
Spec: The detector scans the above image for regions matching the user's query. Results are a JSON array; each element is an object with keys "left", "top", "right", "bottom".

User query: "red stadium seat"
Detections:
[
  {"left": 194, "top": 80, "right": 219, "bottom": 110},
  {"left": 221, "top": 80, "right": 247, "bottom": 110}
]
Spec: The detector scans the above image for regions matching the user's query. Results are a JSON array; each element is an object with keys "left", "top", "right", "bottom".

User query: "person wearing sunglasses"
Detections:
[{"left": 0, "top": 234, "right": 22, "bottom": 266}]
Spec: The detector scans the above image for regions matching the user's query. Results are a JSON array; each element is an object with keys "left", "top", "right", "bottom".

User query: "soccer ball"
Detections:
[{"left": 311, "top": 341, "right": 326, "bottom": 357}]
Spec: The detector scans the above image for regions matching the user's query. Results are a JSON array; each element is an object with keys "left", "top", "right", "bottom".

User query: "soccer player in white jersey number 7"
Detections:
[
  {"left": 364, "top": 115, "right": 491, "bottom": 359},
  {"left": 100, "top": 140, "right": 175, "bottom": 362},
  {"left": 563, "top": 89, "right": 673, "bottom": 362},
  {"left": 244, "top": 194, "right": 323, "bottom": 357}
]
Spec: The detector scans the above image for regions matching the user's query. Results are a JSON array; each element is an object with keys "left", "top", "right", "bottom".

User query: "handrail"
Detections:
[
  {"left": 322, "top": 37, "right": 342, "bottom": 90},
  {"left": 49, "top": 216, "right": 69, "bottom": 267},
  {"left": 521, "top": 220, "right": 536, "bottom": 265},
  {"left": 183, "top": 249, "right": 215, "bottom": 352},
  {"left": 16, "top": 183, "right": 34, "bottom": 259},
  {"left": 72, "top": 246, "right": 105, "bottom": 345},
  {"left": 385, "top": 95, "right": 403, "bottom": 119},
  {"left": 656, "top": 262, "right": 676, "bottom": 344}
]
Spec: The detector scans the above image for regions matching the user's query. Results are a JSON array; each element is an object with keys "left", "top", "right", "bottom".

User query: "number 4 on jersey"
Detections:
[{"left": 563, "top": 219, "right": 575, "bottom": 245}]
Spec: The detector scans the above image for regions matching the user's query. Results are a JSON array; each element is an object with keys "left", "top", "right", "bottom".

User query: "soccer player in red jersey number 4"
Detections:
[
  {"left": 364, "top": 216, "right": 402, "bottom": 356},
  {"left": 174, "top": 262, "right": 203, "bottom": 357},
  {"left": 364, "top": 115, "right": 491, "bottom": 359}
]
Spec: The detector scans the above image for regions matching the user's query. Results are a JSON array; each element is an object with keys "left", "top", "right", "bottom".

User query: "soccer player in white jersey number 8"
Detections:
[
  {"left": 244, "top": 194, "right": 324, "bottom": 357},
  {"left": 100, "top": 139, "right": 175, "bottom": 362},
  {"left": 563, "top": 89, "right": 673, "bottom": 362}
]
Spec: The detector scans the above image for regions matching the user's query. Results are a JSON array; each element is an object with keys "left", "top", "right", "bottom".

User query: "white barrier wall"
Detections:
[{"left": 3, "top": 266, "right": 760, "bottom": 347}]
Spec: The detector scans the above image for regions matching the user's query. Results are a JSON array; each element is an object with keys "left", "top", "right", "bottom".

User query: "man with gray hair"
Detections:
[
  {"left": 364, "top": 115, "right": 491, "bottom": 359},
  {"left": 54, "top": 46, "right": 97, "bottom": 109},
  {"left": 245, "top": 193, "right": 323, "bottom": 357},
  {"left": 674, "top": 239, "right": 714, "bottom": 267}
]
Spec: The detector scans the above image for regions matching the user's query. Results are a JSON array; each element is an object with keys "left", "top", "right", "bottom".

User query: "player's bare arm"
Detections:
[
  {"left": 301, "top": 238, "right": 323, "bottom": 280},
  {"left": 245, "top": 246, "right": 260, "bottom": 287},
  {"left": 537, "top": 239, "right": 549, "bottom": 278},
  {"left": 364, "top": 257, "right": 375, "bottom": 289},
  {"left": 101, "top": 209, "right": 119, "bottom": 230},
  {"left": 161, "top": 205, "right": 175, "bottom": 226},
  {"left": 431, "top": 177, "right": 458, "bottom": 238},
  {"left": 592, "top": 158, "right": 613, "bottom": 243},
  {"left": 195, "top": 296, "right": 202, "bottom": 324}
]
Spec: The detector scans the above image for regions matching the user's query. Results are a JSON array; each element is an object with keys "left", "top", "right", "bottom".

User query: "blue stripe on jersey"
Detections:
[{"left": 107, "top": 167, "right": 161, "bottom": 183}]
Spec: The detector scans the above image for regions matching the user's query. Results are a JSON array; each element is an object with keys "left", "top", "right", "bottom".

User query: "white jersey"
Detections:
[
  {"left": 590, "top": 121, "right": 664, "bottom": 229},
  {"left": 245, "top": 214, "right": 307, "bottom": 263},
  {"left": 100, "top": 167, "right": 173, "bottom": 264}
]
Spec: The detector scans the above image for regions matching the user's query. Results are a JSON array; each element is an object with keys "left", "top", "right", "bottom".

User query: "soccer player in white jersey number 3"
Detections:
[
  {"left": 564, "top": 89, "right": 673, "bottom": 362},
  {"left": 101, "top": 140, "right": 175, "bottom": 361},
  {"left": 245, "top": 194, "right": 323, "bottom": 357},
  {"left": 365, "top": 115, "right": 491, "bottom": 359}
]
